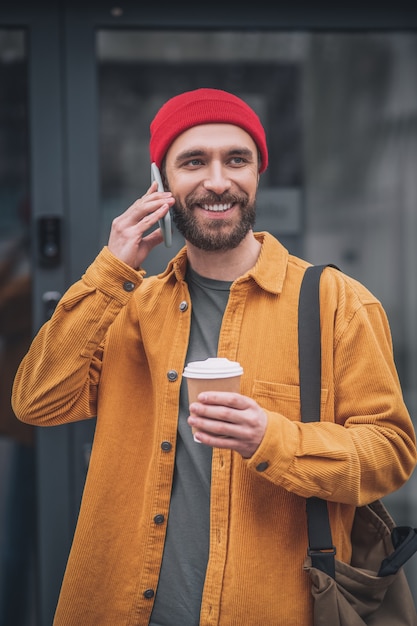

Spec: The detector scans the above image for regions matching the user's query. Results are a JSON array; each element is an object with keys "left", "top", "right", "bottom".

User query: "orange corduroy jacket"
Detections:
[{"left": 12, "top": 232, "right": 417, "bottom": 626}]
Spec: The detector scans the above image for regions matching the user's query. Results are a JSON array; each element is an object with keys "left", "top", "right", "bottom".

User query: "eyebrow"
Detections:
[{"left": 174, "top": 147, "right": 255, "bottom": 164}]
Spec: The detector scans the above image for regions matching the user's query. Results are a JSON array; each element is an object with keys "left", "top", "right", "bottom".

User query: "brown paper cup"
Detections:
[
  {"left": 186, "top": 374, "right": 242, "bottom": 404},
  {"left": 183, "top": 358, "right": 243, "bottom": 437}
]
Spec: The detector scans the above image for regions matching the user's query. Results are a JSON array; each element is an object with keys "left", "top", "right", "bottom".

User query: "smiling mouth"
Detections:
[{"left": 200, "top": 203, "right": 233, "bottom": 212}]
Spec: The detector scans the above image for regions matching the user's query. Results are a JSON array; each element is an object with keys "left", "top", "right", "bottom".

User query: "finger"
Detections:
[
  {"left": 144, "top": 179, "right": 171, "bottom": 197},
  {"left": 130, "top": 193, "right": 173, "bottom": 219},
  {"left": 136, "top": 202, "right": 171, "bottom": 234},
  {"left": 193, "top": 430, "right": 237, "bottom": 449},
  {"left": 192, "top": 421, "right": 261, "bottom": 458},
  {"left": 188, "top": 414, "right": 235, "bottom": 437},
  {"left": 141, "top": 228, "right": 164, "bottom": 249},
  {"left": 189, "top": 401, "right": 238, "bottom": 427},
  {"left": 195, "top": 391, "right": 245, "bottom": 408},
  {"left": 126, "top": 227, "right": 165, "bottom": 269},
  {"left": 147, "top": 180, "right": 159, "bottom": 194}
]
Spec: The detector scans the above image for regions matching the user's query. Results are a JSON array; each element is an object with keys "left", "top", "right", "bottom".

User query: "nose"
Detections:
[{"left": 202, "top": 163, "right": 232, "bottom": 195}]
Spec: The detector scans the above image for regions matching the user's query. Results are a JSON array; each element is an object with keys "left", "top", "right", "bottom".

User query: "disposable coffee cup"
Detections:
[{"left": 183, "top": 357, "right": 243, "bottom": 438}]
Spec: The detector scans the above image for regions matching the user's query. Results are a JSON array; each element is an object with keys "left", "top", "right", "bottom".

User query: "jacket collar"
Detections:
[{"left": 160, "top": 232, "right": 288, "bottom": 295}]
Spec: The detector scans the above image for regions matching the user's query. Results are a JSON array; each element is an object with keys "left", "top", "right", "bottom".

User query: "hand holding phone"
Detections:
[{"left": 151, "top": 163, "right": 172, "bottom": 247}]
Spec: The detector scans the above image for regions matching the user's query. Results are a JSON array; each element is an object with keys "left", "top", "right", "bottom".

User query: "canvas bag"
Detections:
[{"left": 298, "top": 264, "right": 417, "bottom": 626}]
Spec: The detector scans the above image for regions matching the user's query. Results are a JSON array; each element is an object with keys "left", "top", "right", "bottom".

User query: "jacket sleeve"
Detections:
[
  {"left": 12, "top": 247, "right": 143, "bottom": 426},
  {"left": 247, "top": 270, "right": 417, "bottom": 506}
]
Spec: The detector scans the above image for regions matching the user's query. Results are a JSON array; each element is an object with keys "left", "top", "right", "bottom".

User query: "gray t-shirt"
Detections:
[{"left": 149, "top": 266, "right": 231, "bottom": 626}]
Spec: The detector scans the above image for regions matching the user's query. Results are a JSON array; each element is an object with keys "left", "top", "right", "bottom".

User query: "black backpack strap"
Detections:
[{"left": 298, "top": 264, "right": 337, "bottom": 578}]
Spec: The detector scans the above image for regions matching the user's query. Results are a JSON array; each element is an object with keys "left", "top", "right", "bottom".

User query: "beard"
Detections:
[{"left": 172, "top": 191, "right": 256, "bottom": 251}]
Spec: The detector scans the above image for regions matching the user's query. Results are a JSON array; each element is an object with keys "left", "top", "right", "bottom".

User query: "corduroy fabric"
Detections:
[
  {"left": 149, "top": 88, "right": 269, "bottom": 173},
  {"left": 12, "top": 234, "right": 417, "bottom": 625}
]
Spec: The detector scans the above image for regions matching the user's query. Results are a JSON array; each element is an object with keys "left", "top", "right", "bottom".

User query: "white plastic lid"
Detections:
[{"left": 183, "top": 357, "right": 243, "bottom": 379}]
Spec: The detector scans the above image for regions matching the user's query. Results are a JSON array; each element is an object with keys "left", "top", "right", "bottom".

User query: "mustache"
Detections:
[{"left": 185, "top": 191, "right": 249, "bottom": 207}]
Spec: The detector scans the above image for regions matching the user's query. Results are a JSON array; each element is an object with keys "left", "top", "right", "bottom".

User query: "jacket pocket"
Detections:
[{"left": 251, "top": 380, "right": 328, "bottom": 421}]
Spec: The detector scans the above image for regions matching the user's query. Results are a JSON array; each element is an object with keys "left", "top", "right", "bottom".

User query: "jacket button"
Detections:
[
  {"left": 161, "top": 441, "right": 172, "bottom": 452},
  {"left": 154, "top": 514, "right": 165, "bottom": 525},
  {"left": 256, "top": 461, "right": 269, "bottom": 472},
  {"left": 179, "top": 300, "right": 188, "bottom": 311},
  {"left": 167, "top": 370, "right": 178, "bottom": 382},
  {"left": 143, "top": 589, "right": 155, "bottom": 599},
  {"left": 123, "top": 281, "right": 135, "bottom": 292}
]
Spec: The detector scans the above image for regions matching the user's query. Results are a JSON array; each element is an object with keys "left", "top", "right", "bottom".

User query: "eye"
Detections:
[
  {"left": 229, "top": 156, "right": 248, "bottom": 167},
  {"left": 187, "top": 158, "right": 203, "bottom": 167},
  {"left": 227, "top": 148, "right": 254, "bottom": 167},
  {"left": 180, "top": 157, "right": 204, "bottom": 169}
]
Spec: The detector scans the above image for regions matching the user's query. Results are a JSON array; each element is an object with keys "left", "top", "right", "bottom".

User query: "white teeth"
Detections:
[{"left": 201, "top": 203, "right": 232, "bottom": 212}]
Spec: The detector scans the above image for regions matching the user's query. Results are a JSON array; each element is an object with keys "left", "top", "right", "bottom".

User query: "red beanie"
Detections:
[{"left": 150, "top": 88, "right": 268, "bottom": 173}]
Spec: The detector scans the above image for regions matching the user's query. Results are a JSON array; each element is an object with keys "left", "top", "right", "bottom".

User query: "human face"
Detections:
[{"left": 164, "top": 124, "right": 260, "bottom": 251}]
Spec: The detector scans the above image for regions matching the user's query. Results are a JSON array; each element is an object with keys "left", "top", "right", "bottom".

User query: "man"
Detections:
[{"left": 12, "top": 88, "right": 417, "bottom": 625}]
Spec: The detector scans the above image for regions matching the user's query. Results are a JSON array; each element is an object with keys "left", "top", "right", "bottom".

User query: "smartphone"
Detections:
[{"left": 151, "top": 162, "right": 172, "bottom": 248}]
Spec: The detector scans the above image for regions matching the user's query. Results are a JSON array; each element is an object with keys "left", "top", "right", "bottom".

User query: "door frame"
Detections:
[{"left": 0, "top": 5, "right": 73, "bottom": 626}]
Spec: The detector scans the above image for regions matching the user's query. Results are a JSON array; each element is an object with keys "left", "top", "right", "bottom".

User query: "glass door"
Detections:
[
  {"left": 0, "top": 6, "right": 70, "bottom": 626},
  {"left": 0, "top": 27, "right": 36, "bottom": 626}
]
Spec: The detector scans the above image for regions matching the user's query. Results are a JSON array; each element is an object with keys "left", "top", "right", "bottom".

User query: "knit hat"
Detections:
[{"left": 149, "top": 88, "right": 268, "bottom": 173}]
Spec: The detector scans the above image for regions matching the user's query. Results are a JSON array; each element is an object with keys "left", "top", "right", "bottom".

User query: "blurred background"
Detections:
[{"left": 1, "top": 2, "right": 417, "bottom": 624}]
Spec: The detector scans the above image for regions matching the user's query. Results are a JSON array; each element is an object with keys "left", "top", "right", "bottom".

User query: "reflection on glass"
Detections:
[{"left": 0, "top": 29, "right": 36, "bottom": 626}]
